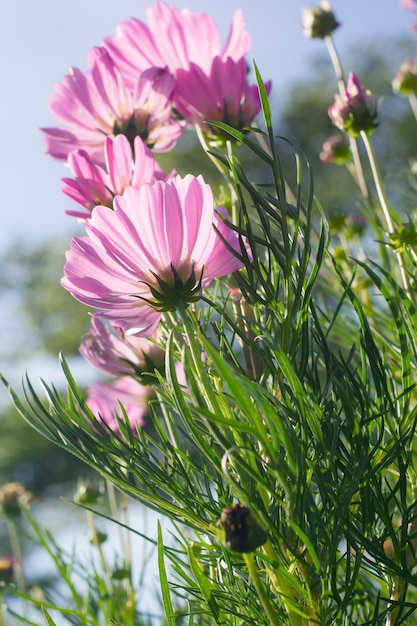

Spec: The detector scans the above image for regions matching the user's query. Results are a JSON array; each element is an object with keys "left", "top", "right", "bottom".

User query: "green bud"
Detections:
[
  {"left": 89, "top": 529, "right": 108, "bottom": 546},
  {"left": 75, "top": 480, "right": 105, "bottom": 505},
  {"left": 111, "top": 565, "right": 130, "bottom": 580},
  {"left": 389, "top": 222, "right": 417, "bottom": 253},
  {"left": 393, "top": 59, "right": 417, "bottom": 96},
  {"left": 320, "top": 135, "right": 351, "bottom": 165}
]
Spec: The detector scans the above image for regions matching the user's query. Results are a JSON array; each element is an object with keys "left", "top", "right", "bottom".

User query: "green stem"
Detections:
[
  {"left": 262, "top": 541, "right": 312, "bottom": 626},
  {"left": 86, "top": 510, "right": 108, "bottom": 574},
  {"left": 0, "top": 594, "right": 6, "bottom": 626},
  {"left": 408, "top": 92, "right": 417, "bottom": 124},
  {"left": 226, "top": 139, "right": 239, "bottom": 224},
  {"left": 243, "top": 552, "right": 283, "bottom": 626},
  {"left": 360, "top": 131, "right": 415, "bottom": 306},
  {"left": 6, "top": 521, "right": 24, "bottom": 596},
  {"left": 106, "top": 480, "right": 125, "bottom": 554},
  {"left": 385, "top": 577, "right": 406, "bottom": 626},
  {"left": 175, "top": 304, "right": 220, "bottom": 413},
  {"left": 196, "top": 124, "right": 228, "bottom": 179}
]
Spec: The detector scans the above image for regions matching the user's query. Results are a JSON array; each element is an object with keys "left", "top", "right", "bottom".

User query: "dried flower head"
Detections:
[
  {"left": 302, "top": 2, "right": 340, "bottom": 39},
  {"left": 0, "top": 483, "right": 32, "bottom": 519},
  {"left": 220, "top": 504, "right": 268, "bottom": 553}
]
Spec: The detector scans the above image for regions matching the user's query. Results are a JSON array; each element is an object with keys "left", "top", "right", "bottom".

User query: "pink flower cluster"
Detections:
[
  {"left": 43, "top": 3, "right": 258, "bottom": 432},
  {"left": 402, "top": 0, "right": 417, "bottom": 30}
]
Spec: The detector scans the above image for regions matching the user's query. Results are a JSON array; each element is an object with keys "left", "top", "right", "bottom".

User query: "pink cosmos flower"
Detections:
[
  {"left": 402, "top": 0, "right": 416, "bottom": 8},
  {"left": 103, "top": 2, "right": 251, "bottom": 88},
  {"left": 328, "top": 71, "right": 378, "bottom": 136},
  {"left": 63, "top": 135, "right": 171, "bottom": 218},
  {"left": 80, "top": 315, "right": 165, "bottom": 377},
  {"left": 42, "top": 47, "right": 182, "bottom": 164},
  {"left": 86, "top": 376, "right": 153, "bottom": 431},
  {"left": 175, "top": 57, "right": 271, "bottom": 140},
  {"left": 61, "top": 174, "right": 248, "bottom": 335},
  {"left": 401, "top": 0, "right": 417, "bottom": 30}
]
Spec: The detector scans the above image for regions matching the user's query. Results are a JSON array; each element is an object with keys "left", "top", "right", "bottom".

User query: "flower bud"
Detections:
[
  {"left": 220, "top": 504, "right": 268, "bottom": 553},
  {"left": 389, "top": 222, "right": 417, "bottom": 253},
  {"left": 75, "top": 480, "right": 105, "bottom": 505},
  {"left": 0, "top": 557, "right": 15, "bottom": 585},
  {"left": 301, "top": 2, "right": 340, "bottom": 39},
  {"left": 0, "top": 483, "right": 32, "bottom": 519},
  {"left": 89, "top": 529, "right": 108, "bottom": 545},
  {"left": 111, "top": 565, "right": 130, "bottom": 580},
  {"left": 392, "top": 59, "right": 417, "bottom": 96},
  {"left": 328, "top": 72, "right": 378, "bottom": 137},
  {"left": 320, "top": 134, "right": 351, "bottom": 164}
]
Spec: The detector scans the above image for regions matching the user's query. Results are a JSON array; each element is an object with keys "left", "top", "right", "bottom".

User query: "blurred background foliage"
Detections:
[{"left": 1, "top": 34, "right": 417, "bottom": 498}]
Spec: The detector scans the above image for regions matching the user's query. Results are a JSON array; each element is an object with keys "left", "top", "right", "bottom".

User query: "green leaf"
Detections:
[
  {"left": 42, "top": 608, "right": 58, "bottom": 626},
  {"left": 157, "top": 520, "right": 176, "bottom": 626},
  {"left": 187, "top": 545, "right": 222, "bottom": 623}
]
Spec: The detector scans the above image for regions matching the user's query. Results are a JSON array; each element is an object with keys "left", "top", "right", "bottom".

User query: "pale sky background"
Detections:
[{"left": 0, "top": 0, "right": 415, "bottom": 250}]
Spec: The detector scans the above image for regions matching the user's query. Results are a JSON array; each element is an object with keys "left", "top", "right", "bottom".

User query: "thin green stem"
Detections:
[
  {"left": 175, "top": 303, "right": 220, "bottom": 413},
  {"left": 262, "top": 540, "right": 315, "bottom": 626},
  {"left": 226, "top": 139, "right": 239, "bottom": 224},
  {"left": 6, "top": 521, "right": 24, "bottom": 597},
  {"left": 0, "top": 595, "right": 6, "bottom": 626},
  {"left": 195, "top": 124, "right": 229, "bottom": 179},
  {"left": 106, "top": 480, "right": 125, "bottom": 553},
  {"left": 360, "top": 131, "right": 415, "bottom": 306},
  {"left": 408, "top": 92, "right": 417, "bottom": 123},
  {"left": 86, "top": 510, "right": 108, "bottom": 574},
  {"left": 120, "top": 492, "right": 136, "bottom": 614},
  {"left": 243, "top": 552, "right": 283, "bottom": 626}
]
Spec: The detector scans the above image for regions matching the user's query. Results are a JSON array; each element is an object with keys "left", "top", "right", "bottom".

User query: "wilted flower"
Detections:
[
  {"left": 301, "top": 2, "right": 340, "bottom": 39},
  {"left": 63, "top": 135, "right": 171, "bottom": 219},
  {"left": 392, "top": 59, "right": 417, "bottom": 96},
  {"left": 42, "top": 47, "right": 182, "bottom": 164},
  {"left": 319, "top": 134, "right": 351, "bottom": 164},
  {"left": 61, "top": 175, "right": 248, "bottom": 335},
  {"left": 175, "top": 57, "right": 271, "bottom": 143},
  {"left": 220, "top": 504, "right": 268, "bottom": 553},
  {"left": 80, "top": 315, "right": 165, "bottom": 379},
  {"left": 0, "top": 483, "right": 32, "bottom": 519},
  {"left": 328, "top": 71, "right": 378, "bottom": 136},
  {"left": 103, "top": 2, "right": 251, "bottom": 87},
  {"left": 86, "top": 376, "right": 154, "bottom": 432}
]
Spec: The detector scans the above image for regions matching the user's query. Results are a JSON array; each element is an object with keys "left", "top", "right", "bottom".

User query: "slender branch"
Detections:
[
  {"left": 0, "top": 598, "right": 6, "bottom": 626},
  {"left": 408, "top": 92, "right": 417, "bottom": 123},
  {"left": 243, "top": 552, "right": 283, "bottom": 626},
  {"left": 360, "top": 131, "right": 415, "bottom": 306},
  {"left": 7, "top": 520, "right": 24, "bottom": 597}
]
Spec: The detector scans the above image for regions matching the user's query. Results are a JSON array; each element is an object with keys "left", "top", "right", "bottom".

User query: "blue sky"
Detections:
[{"left": 0, "top": 0, "right": 415, "bottom": 250}]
